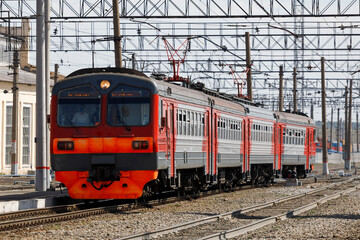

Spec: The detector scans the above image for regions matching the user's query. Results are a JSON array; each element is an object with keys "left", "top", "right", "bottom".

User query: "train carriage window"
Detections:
[
  {"left": 159, "top": 100, "right": 163, "bottom": 127},
  {"left": 195, "top": 113, "right": 198, "bottom": 137},
  {"left": 236, "top": 122, "right": 239, "bottom": 141},
  {"left": 186, "top": 111, "right": 190, "bottom": 135},
  {"left": 190, "top": 112, "right": 194, "bottom": 136},
  {"left": 58, "top": 85, "right": 101, "bottom": 127},
  {"left": 283, "top": 129, "right": 286, "bottom": 143},
  {"left": 202, "top": 114, "right": 205, "bottom": 136},
  {"left": 227, "top": 119, "right": 230, "bottom": 140},
  {"left": 222, "top": 119, "right": 225, "bottom": 139},
  {"left": 220, "top": 119, "right": 222, "bottom": 139},
  {"left": 178, "top": 110, "right": 182, "bottom": 135},
  {"left": 218, "top": 118, "right": 220, "bottom": 139},
  {"left": 231, "top": 121, "right": 235, "bottom": 140},
  {"left": 182, "top": 111, "right": 186, "bottom": 135},
  {"left": 107, "top": 84, "right": 150, "bottom": 127}
]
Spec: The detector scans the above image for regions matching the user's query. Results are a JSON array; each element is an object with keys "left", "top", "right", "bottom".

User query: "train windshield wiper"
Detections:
[{"left": 118, "top": 114, "right": 131, "bottom": 132}]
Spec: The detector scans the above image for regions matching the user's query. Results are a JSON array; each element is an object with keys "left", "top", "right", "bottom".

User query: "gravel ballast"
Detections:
[
  {"left": 0, "top": 183, "right": 325, "bottom": 240},
  {"left": 235, "top": 189, "right": 360, "bottom": 240},
  {"left": 0, "top": 164, "right": 357, "bottom": 240}
]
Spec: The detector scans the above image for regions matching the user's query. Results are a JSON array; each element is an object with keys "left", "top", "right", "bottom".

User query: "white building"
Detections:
[
  {"left": 0, "top": 20, "right": 63, "bottom": 175},
  {"left": 0, "top": 66, "right": 37, "bottom": 174}
]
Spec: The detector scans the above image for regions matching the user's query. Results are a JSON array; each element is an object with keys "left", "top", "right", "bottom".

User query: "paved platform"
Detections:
[{"left": 0, "top": 188, "right": 79, "bottom": 214}]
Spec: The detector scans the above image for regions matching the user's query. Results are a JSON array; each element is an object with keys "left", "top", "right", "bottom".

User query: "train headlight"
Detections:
[
  {"left": 57, "top": 141, "right": 74, "bottom": 150},
  {"left": 100, "top": 80, "right": 110, "bottom": 89},
  {"left": 132, "top": 140, "right": 149, "bottom": 150}
]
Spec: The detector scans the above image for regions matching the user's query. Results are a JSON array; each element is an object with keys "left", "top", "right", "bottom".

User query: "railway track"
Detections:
[
  {"left": 0, "top": 183, "right": 255, "bottom": 231},
  {"left": 120, "top": 178, "right": 360, "bottom": 240},
  {"left": 0, "top": 176, "right": 351, "bottom": 232}
]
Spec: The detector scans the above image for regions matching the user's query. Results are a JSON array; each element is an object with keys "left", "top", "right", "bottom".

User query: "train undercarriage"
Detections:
[{"left": 142, "top": 163, "right": 309, "bottom": 197}]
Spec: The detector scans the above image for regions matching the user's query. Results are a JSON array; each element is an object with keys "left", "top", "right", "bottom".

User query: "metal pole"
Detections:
[
  {"left": 132, "top": 53, "right": 135, "bottom": 69},
  {"left": 330, "top": 108, "right": 333, "bottom": 151},
  {"left": 357, "top": 112, "right": 359, "bottom": 152},
  {"left": 293, "top": 67, "right": 297, "bottom": 113},
  {"left": 36, "top": 0, "right": 47, "bottom": 191},
  {"left": 279, "top": 65, "right": 283, "bottom": 111},
  {"left": 11, "top": 51, "right": 19, "bottom": 175},
  {"left": 346, "top": 79, "right": 352, "bottom": 170},
  {"left": 340, "top": 118, "right": 343, "bottom": 139},
  {"left": 310, "top": 99, "right": 314, "bottom": 119},
  {"left": 337, "top": 108, "right": 340, "bottom": 153},
  {"left": 45, "top": 0, "right": 51, "bottom": 189},
  {"left": 321, "top": 57, "right": 329, "bottom": 175},
  {"left": 112, "top": 0, "right": 122, "bottom": 68},
  {"left": 344, "top": 86, "right": 348, "bottom": 160},
  {"left": 245, "top": 32, "right": 252, "bottom": 102},
  {"left": 54, "top": 64, "right": 59, "bottom": 84}
]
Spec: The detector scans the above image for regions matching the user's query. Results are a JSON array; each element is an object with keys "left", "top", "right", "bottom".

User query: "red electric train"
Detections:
[{"left": 50, "top": 68, "right": 316, "bottom": 199}]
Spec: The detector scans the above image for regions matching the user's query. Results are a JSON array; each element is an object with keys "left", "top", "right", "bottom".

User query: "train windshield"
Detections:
[
  {"left": 107, "top": 84, "right": 150, "bottom": 127},
  {"left": 57, "top": 85, "right": 101, "bottom": 127}
]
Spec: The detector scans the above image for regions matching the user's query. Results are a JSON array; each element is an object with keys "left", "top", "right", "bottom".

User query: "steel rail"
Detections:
[
  {"left": 118, "top": 178, "right": 358, "bottom": 240},
  {"left": 200, "top": 183, "right": 360, "bottom": 240},
  {"left": 0, "top": 182, "right": 256, "bottom": 231}
]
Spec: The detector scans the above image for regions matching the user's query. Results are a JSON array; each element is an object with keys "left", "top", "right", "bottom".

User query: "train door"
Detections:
[
  {"left": 273, "top": 124, "right": 278, "bottom": 172},
  {"left": 242, "top": 119, "right": 247, "bottom": 174},
  {"left": 206, "top": 101, "right": 215, "bottom": 182},
  {"left": 278, "top": 125, "right": 283, "bottom": 171},
  {"left": 243, "top": 118, "right": 251, "bottom": 177},
  {"left": 168, "top": 104, "right": 176, "bottom": 186},
  {"left": 205, "top": 110, "right": 211, "bottom": 182},
  {"left": 213, "top": 113, "right": 218, "bottom": 179},
  {"left": 306, "top": 128, "right": 310, "bottom": 170}
]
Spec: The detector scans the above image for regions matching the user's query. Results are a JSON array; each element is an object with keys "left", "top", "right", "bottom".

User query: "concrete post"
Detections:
[
  {"left": 45, "top": 0, "right": 51, "bottom": 189},
  {"left": 330, "top": 108, "right": 333, "bottom": 151},
  {"left": 357, "top": 112, "right": 359, "bottom": 152},
  {"left": 337, "top": 108, "right": 340, "bottom": 153},
  {"left": 245, "top": 32, "right": 252, "bottom": 102},
  {"left": 344, "top": 86, "right": 348, "bottom": 160},
  {"left": 36, "top": 0, "right": 47, "bottom": 191},
  {"left": 279, "top": 65, "right": 283, "bottom": 111},
  {"left": 11, "top": 51, "right": 19, "bottom": 175},
  {"left": 54, "top": 64, "right": 59, "bottom": 84},
  {"left": 345, "top": 79, "right": 352, "bottom": 170},
  {"left": 293, "top": 67, "right": 297, "bottom": 113},
  {"left": 321, "top": 57, "right": 329, "bottom": 175},
  {"left": 112, "top": 0, "right": 122, "bottom": 68}
]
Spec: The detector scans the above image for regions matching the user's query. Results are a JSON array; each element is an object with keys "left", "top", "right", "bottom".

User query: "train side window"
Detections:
[
  {"left": 230, "top": 121, "right": 235, "bottom": 140},
  {"left": 159, "top": 99, "right": 163, "bottom": 127},
  {"left": 185, "top": 111, "right": 189, "bottom": 136},
  {"left": 190, "top": 112, "right": 194, "bottom": 136},
  {"left": 219, "top": 118, "right": 222, "bottom": 139},
  {"left": 201, "top": 114, "right": 204, "bottom": 136},
  {"left": 194, "top": 113, "right": 196, "bottom": 137},
  {"left": 227, "top": 119, "right": 230, "bottom": 140},
  {"left": 176, "top": 109, "right": 179, "bottom": 135},
  {"left": 178, "top": 110, "right": 182, "bottom": 135},
  {"left": 184, "top": 111, "right": 187, "bottom": 135},
  {"left": 217, "top": 118, "right": 220, "bottom": 139},
  {"left": 195, "top": 113, "right": 199, "bottom": 137},
  {"left": 283, "top": 129, "right": 286, "bottom": 143},
  {"left": 222, "top": 119, "right": 225, "bottom": 139}
]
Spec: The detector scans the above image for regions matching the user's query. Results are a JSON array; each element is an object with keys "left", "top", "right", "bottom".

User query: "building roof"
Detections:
[{"left": 0, "top": 64, "right": 55, "bottom": 86}]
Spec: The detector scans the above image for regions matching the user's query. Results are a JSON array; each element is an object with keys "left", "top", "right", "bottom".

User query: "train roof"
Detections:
[
  {"left": 52, "top": 69, "right": 156, "bottom": 95},
  {"left": 153, "top": 78, "right": 246, "bottom": 116},
  {"left": 275, "top": 111, "right": 315, "bottom": 126},
  {"left": 58, "top": 68, "right": 319, "bottom": 122},
  {"left": 244, "top": 105, "right": 276, "bottom": 121}
]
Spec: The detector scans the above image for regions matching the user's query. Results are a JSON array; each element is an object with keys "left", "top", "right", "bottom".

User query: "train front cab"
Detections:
[{"left": 50, "top": 72, "right": 160, "bottom": 199}]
